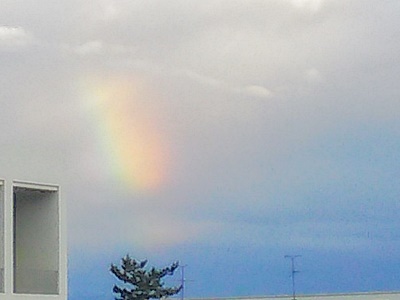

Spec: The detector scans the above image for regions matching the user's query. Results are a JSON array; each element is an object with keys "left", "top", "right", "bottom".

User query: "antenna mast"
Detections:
[
  {"left": 284, "top": 255, "right": 301, "bottom": 300},
  {"left": 180, "top": 265, "right": 187, "bottom": 300}
]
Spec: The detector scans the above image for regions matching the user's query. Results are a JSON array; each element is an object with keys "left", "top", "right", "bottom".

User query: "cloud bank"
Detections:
[{"left": 1, "top": 0, "right": 400, "bottom": 298}]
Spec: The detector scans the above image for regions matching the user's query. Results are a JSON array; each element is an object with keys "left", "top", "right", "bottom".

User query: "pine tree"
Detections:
[{"left": 110, "top": 255, "right": 183, "bottom": 300}]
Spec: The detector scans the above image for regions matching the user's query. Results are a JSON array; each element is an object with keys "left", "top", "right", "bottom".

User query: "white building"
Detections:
[
  {"left": 0, "top": 179, "right": 67, "bottom": 300},
  {"left": 192, "top": 292, "right": 400, "bottom": 300}
]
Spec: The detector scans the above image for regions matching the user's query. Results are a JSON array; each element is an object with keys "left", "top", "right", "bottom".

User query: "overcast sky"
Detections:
[{"left": 1, "top": 0, "right": 400, "bottom": 299}]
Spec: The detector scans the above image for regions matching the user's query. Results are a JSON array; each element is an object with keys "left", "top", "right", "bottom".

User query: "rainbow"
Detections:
[{"left": 80, "top": 75, "right": 170, "bottom": 192}]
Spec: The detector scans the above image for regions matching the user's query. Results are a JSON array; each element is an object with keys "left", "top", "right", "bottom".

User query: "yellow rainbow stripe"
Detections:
[{"left": 81, "top": 75, "right": 170, "bottom": 192}]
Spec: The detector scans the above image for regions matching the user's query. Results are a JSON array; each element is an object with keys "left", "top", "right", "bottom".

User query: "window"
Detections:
[{"left": 13, "top": 182, "right": 59, "bottom": 295}]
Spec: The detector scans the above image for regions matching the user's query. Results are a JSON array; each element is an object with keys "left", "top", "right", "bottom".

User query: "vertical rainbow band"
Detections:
[{"left": 81, "top": 75, "right": 170, "bottom": 192}]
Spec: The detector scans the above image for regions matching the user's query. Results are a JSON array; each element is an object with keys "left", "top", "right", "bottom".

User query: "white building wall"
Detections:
[
  {"left": 0, "top": 179, "right": 67, "bottom": 300},
  {"left": 0, "top": 181, "right": 4, "bottom": 293},
  {"left": 192, "top": 292, "right": 400, "bottom": 300}
]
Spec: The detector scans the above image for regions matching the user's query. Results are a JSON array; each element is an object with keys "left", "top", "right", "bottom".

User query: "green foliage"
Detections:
[{"left": 111, "top": 255, "right": 182, "bottom": 300}]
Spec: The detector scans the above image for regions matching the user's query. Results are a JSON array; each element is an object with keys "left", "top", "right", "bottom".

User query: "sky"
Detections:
[{"left": 1, "top": 0, "right": 400, "bottom": 299}]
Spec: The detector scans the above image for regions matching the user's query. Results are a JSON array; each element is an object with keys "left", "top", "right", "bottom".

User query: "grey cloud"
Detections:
[
  {"left": 1, "top": 0, "right": 400, "bottom": 255},
  {"left": 0, "top": 26, "right": 33, "bottom": 48}
]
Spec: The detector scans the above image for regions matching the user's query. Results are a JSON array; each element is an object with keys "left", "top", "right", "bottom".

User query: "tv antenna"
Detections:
[
  {"left": 178, "top": 265, "right": 193, "bottom": 300},
  {"left": 284, "top": 255, "right": 301, "bottom": 300}
]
